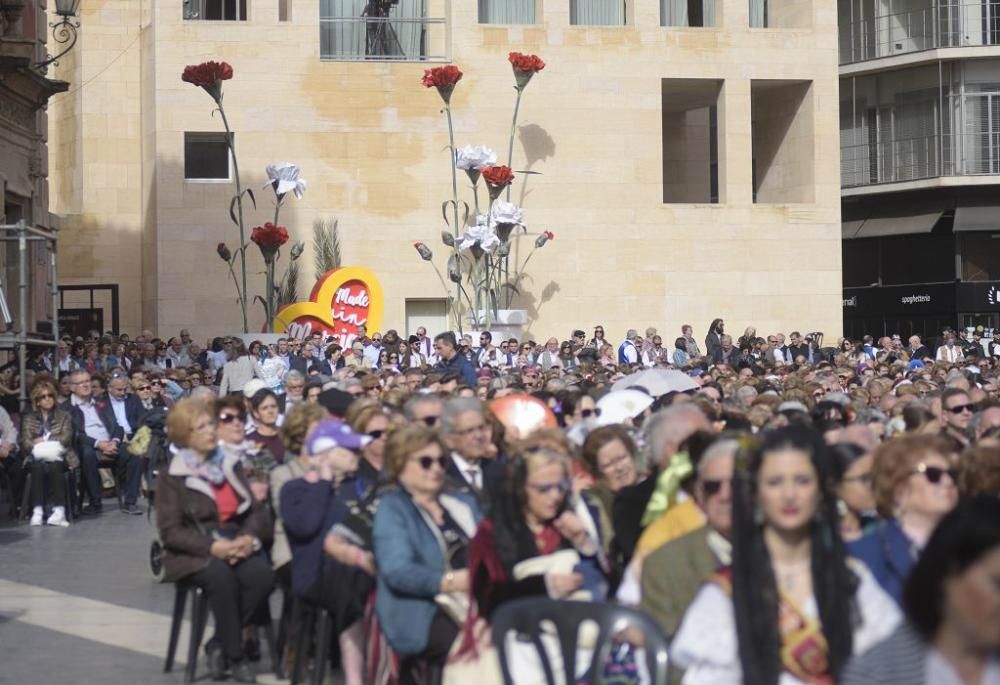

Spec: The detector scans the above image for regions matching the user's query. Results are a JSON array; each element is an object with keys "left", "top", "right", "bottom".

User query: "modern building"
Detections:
[
  {"left": 839, "top": 0, "right": 1000, "bottom": 341},
  {"left": 51, "top": 0, "right": 843, "bottom": 341}
]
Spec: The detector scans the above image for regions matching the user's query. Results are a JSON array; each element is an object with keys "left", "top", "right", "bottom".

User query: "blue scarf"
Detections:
[{"left": 181, "top": 447, "right": 226, "bottom": 485}]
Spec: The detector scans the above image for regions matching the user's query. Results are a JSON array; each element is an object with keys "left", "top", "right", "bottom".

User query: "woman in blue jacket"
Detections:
[{"left": 373, "top": 423, "right": 481, "bottom": 684}]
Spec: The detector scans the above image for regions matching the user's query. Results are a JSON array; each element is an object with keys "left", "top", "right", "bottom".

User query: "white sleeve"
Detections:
[
  {"left": 850, "top": 560, "right": 902, "bottom": 656},
  {"left": 671, "top": 583, "right": 742, "bottom": 685},
  {"left": 626, "top": 345, "right": 638, "bottom": 364}
]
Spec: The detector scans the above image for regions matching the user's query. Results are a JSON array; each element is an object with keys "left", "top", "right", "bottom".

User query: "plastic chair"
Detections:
[
  {"left": 490, "top": 598, "right": 670, "bottom": 685},
  {"left": 163, "top": 582, "right": 210, "bottom": 683}
]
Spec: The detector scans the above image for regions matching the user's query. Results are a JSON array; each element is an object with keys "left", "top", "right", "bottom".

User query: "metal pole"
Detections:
[
  {"left": 17, "top": 222, "right": 28, "bottom": 411},
  {"left": 50, "top": 239, "right": 60, "bottom": 383}
]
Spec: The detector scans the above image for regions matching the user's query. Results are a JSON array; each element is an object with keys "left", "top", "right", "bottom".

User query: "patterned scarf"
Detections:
[{"left": 181, "top": 447, "right": 226, "bottom": 485}]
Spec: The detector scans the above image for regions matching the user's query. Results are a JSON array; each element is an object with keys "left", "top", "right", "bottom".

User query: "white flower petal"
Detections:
[{"left": 455, "top": 145, "right": 497, "bottom": 171}]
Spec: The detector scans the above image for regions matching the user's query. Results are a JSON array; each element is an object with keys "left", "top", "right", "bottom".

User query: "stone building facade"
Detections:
[{"left": 51, "top": 0, "right": 843, "bottom": 340}]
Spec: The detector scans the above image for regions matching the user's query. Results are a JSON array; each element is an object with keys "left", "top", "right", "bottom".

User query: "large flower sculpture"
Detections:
[
  {"left": 265, "top": 162, "right": 307, "bottom": 200},
  {"left": 508, "top": 52, "right": 546, "bottom": 90},
  {"left": 421, "top": 65, "right": 463, "bottom": 104},
  {"left": 181, "top": 60, "right": 233, "bottom": 102},
  {"left": 458, "top": 217, "right": 500, "bottom": 259},
  {"left": 251, "top": 223, "right": 289, "bottom": 262}
]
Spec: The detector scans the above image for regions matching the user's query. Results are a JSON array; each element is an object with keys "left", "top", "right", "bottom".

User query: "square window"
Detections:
[
  {"left": 184, "top": 133, "right": 231, "bottom": 181},
  {"left": 184, "top": 0, "right": 248, "bottom": 21},
  {"left": 662, "top": 0, "right": 716, "bottom": 27},
  {"left": 479, "top": 0, "right": 536, "bottom": 24},
  {"left": 571, "top": 0, "right": 626, "bottom": 26},
  {"left": 751, "top": 80, "right": 815, "bottom": 203},
  {"left": 662, "top": 78, "right": 723, "bottom": 204}
]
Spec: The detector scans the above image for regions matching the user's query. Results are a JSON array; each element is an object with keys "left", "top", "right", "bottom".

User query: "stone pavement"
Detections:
[{"left": 0, "top": 500, "right": 294, "bottom": 685}]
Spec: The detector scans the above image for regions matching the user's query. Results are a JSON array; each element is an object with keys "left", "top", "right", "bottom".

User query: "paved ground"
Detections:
[{"left": 0, "top": 497, "right": 294, "bottom": 684}]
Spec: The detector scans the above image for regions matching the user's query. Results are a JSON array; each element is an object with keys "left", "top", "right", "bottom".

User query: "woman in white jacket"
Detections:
[{"left": 218, "top": 340, "right": 260, "bottom": 396}]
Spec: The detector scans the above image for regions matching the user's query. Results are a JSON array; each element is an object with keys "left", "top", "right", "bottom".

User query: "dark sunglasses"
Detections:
[
  {"left": 218, "top": 413, "right": 242, "bottom": 424},
  {"left": 580, "top": 408, "right": 602, "bottom": 419},
  {"left": 367, "top": 430, "right": 386, "bottom": 440},
  {"left": 37, "top": 393, "right": 55, "bottom": 400},
  {"left": 914, "top": 463, "right": 958, "bottom": 485},
  {"left": 136, "top": 385, "right": 151, "bottom": 391},
  {"left": 421, "top": 416, "right": 440, "bottom": 427},
  {"left": 946, "top": 403, "right": 974, "bottom": 415},
  {"left": 417, "top": 455, "right": 447, "bottom": 471},
  {"left": 701, "top": 478, "right": 729, "bottom": 497}
]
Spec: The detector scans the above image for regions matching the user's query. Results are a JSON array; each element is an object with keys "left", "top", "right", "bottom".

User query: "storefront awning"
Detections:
[
  {"left": 953, "top": 205, "right": 1000, "bottom": 232},
  {"left": 852, "top": 209, "right": 944, "bottom": 238},
  {"left": 841, "top": 219, "right": 864, "bottom": 240}
]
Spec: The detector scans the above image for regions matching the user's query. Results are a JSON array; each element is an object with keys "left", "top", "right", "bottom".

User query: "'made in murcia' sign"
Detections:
[{"left": 273, "top": 267, "right": 384, "bottom": 348}]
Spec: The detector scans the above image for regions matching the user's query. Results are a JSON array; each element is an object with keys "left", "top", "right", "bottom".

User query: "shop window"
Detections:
[
  {"left": 960, "top": 234, "right": 1000, "bottom": 282},
  {"left": 880, "top": 234, "right": 955, "bottom": 285},
  {"left": 842, "top": 240, "right": 879, "bottom": 288},
  {"left": 751, "top": 80, "right": 815, "bottom": 203},
  {"left": 184, "top": 133, "right": 231, "bottom": 181},
  {"left": 662, "top": 78, "right": 722, "bottom": 204}
]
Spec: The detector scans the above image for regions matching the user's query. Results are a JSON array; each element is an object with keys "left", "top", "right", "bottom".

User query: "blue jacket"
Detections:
[
  {"left": 373, "top": 488, "right": 481, "bottom": 656},
  {"left": 280, "top": 476, "right": 363, "bottom": 596},
  {"left": 436, "top": 352, "right": 477, "bottom": 388},
  {"left": 848, "top": 518, "right": 914, "bottom": 606}
]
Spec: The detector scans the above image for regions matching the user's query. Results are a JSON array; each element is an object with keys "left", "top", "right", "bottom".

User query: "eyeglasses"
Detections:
[
  {"left": 701, "top": 478, "right": 730, "bottom": 497},
  {"left": 527, "top": 479, "right": 571, "bottom": 496},
  {"left": 218, "top": 413, "right": 242, "bottom": 424},
  {"left": 416, "top": 455, "right": 447, "bottom": 471},
  {"left": 420, "top": 416, "right": 440, "bottom": 427},
  {"left": 913, "top": 463, "right": 958, "bottom": 485},
  {"left": 136, "top": 385, "right": 151, "bottom": 391},
  {"left": 367, "top": 430, "right": 386, "bottom": 440},
  {"left": 580, "top": 408, "right": 602, "bottom": 419},
  {"left": 37, "top": 393, "right": 55, "bottom": 400},
  {"left": 946, "top": 403, "right": 974, "bottom": 415}
]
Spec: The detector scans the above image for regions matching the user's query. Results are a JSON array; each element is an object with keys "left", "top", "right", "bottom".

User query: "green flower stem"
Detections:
[
  {"left": 445, "top": 104, "right": 463, "bottom": 332},
  {"left": 506, "top": 87, "right": 523, "bottom": 202},
  {"left": 227, "top": 259, "right": 244, "bottom": 315},
  {"left": 217, "top": 103, "right": 249, "bottom": 333}
]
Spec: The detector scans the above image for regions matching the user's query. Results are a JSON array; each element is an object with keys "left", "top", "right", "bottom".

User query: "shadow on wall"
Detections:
[
  {"left": 521, "top": 279, "right": 560, "bottom": 339},
  {"left": 515, "top": 124, "right": 556, "bottom": 207}
]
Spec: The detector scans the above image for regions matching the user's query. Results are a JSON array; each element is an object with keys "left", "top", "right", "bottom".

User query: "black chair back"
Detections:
[{"left": 490, "top": 598, "right": 670, "bottom": 685}]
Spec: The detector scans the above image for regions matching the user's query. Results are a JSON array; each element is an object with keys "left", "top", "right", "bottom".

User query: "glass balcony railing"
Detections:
[
  {"left": 839, "top": 2, "right": 1000, "bottom": 65},
  {"left": 840, "top": 132, "right": 1000, "bottom": 187},
  {"left": 319, "top": 16, "right": 447, "bottom": 61}
]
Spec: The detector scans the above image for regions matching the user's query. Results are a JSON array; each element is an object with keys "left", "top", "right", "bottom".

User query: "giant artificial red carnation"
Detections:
[
  {"left": 251, "top": 223, "right": 289, "bottom": 261},
  {"left": 421, "top": 65, "right": 463, "bottom": 88},
  {"left": 481, "top": 165, "right": 515, "bottom": 188},
  {"left": 421, "top": 65, "right": 463, "bottom": 104},
  {"left": 508, "top": 52, "right": 545, "bottom": 74},
  {"left": 182, "top": 61, "right": 233, "bottom": 102}
]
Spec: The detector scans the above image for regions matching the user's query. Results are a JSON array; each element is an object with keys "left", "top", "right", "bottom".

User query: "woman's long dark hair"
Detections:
[
  {"left": 489, "top": 448, "right": 569, "bottom": 573},
  {"left": 731, "top": 425, "right": 857, "bottom": 685},
  {"left": 708, "top": 318, "right": 723, "bottom": 336}
]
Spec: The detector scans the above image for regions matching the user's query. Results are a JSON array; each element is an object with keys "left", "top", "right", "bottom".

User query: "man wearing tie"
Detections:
[{"left": 440, "top": 397, "right": 500, "bottom": 509}]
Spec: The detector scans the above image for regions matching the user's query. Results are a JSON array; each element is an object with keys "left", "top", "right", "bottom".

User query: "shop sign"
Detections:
[{"left": 272, "top": 267, "right": 384, "bottom": 348}]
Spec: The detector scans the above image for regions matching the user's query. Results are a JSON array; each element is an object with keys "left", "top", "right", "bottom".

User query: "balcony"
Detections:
[
  {"left": 319, "top": 15, "right": 447, "bottom": 61},
  {"left": 841, "top": 132, "right": 1000, "bottom": 187},
  {"left": 839, "top": 1, "right": 1000, "bottom": 65}
]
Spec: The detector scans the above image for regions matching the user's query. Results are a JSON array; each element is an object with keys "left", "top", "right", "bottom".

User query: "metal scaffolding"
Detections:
[{"left": 0, "top": 221, "right": 60, "bottom": 409}]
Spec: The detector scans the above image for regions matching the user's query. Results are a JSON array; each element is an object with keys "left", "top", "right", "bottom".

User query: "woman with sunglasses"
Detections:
[
  {"left": 466, "top": 446, "right": 609, "bottom": 625},
  {"left": 672, "top": 425, "right": 900, "bottom": 684},
  {"left": 21, "top": 379, "right": 77, "bottom": 527},
  {"left": 373, "top": 423, "right": 481, "bottom": 684},
  {"left": 346, "top": 402, "right": 390, "bottom": 489},
  {"left": 131, "top": 376, "right": 163, "bottom": 412},
  {"left": 157, "top": 397, "right": 273, "bottom": 684},
  {"left": 849, "top": 434, "right": 959, "bottom": 606}
]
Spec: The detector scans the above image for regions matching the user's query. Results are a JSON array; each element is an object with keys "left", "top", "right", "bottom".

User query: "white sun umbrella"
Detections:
[
  {"left": 611, "top": 368, "right": 699, "bottom": 397},
  {"left": 597, "top": 389, "right": 655, "bottom": 426}
]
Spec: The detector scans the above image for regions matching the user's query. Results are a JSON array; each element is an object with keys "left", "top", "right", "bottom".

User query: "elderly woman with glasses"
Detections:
[
  {"left": 373, "top": 423, "right": 481, "bottom": 684},
  {"left": 346, "top": 402, "right": 390, "bottom": 488},
  {"left": 156, "top": 397, "right": 273, "bottom": 684},
  {"left": 849, "top": 434, "right": 959, "bottom": 606},
  {"left": 21, "top": 379, "right": 77, "bottom": 527}
]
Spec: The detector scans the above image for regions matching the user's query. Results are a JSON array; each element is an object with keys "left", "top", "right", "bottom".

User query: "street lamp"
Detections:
[{"left": 35, "top": 0, "right": 81, "bottom": 70}]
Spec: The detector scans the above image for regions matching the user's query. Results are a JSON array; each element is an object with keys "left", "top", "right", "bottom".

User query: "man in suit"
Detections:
[
  {"left": 66, "top": 369, "right": 143, "bottom": 515},
  {"left": 105, "top": 373, "right": 145, "bottom": 440},
  {"left": 640, "top": 439, "right": 736, "bottom": 643},
  {"left": 440, "top": 397, "right": 502, "bottom": 510}
]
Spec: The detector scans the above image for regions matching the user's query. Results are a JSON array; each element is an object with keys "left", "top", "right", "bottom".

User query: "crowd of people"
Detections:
[{"left": 1, "top": 318, "right": 999, "bottom": 685}]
